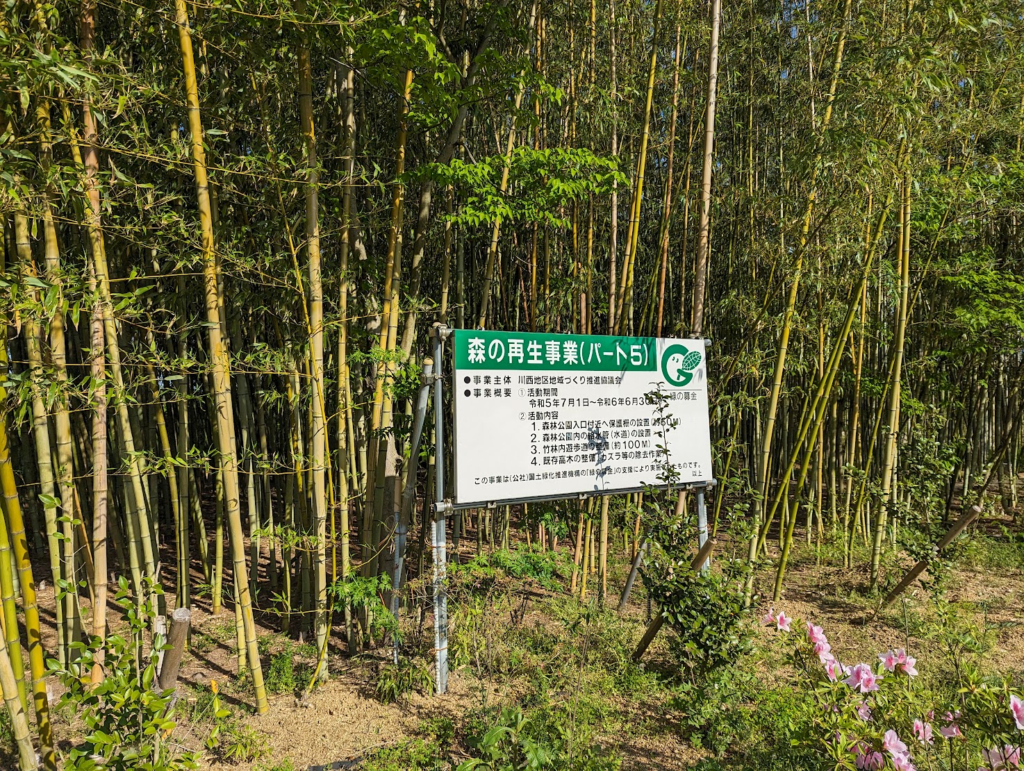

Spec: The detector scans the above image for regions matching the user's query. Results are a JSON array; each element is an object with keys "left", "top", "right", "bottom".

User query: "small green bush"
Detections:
[
  {"left": 265, "top": 645, "right": 297, "bottom": 694},
  {"left": 52, "top": 579, "right": 198, "bottom": 771},
  {"left": 360, "top": 738, "right": 447, "bottom": 771},
  {"left": 375, "top": 657, "right": 433, "bottom": 704},
  {"left": 459, "top": 706, "right": 620, "bottom": 771}
]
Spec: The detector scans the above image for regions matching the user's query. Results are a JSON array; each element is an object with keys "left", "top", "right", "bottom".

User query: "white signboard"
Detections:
[{"left": 452, "top": 331, "right": 713, "bottom": 507}]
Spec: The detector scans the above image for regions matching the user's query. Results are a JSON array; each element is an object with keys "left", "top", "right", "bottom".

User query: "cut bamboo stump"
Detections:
[
  {"left": 632, "top": 538, "right": 716, "bottom": 662},
  {"left": 879, "top": 505, "right": 981, "bottom": 611},
  {"left": 158, "top": 607, "right": 192, "bottom": 692}
]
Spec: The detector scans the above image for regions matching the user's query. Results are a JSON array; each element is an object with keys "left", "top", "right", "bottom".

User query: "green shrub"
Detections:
[
  {"left": 52, "top": 579, "right": 198, "bottom": 771},
  {"left": 459, "top": 706, "right": 619, "bottom": 771},
  {"left": 647, "top": 562, "right": 752, "bottom": 681},
  {"left": 216, "top": 722, "right": 271, "bottom": 764},
  {"left": 265, "top": 645, "right": 297, "bottom": 694},
  {"left": 360, "top": 738, "right": 447, "bottom": 771},
  {"left": 671, "top": 668, "right": 815, "bottom": 768},
  {"left": 375, "top": 657, "right": 433, "bottom": 704}
]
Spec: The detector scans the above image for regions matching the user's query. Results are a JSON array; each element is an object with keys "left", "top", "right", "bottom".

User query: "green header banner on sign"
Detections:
[{"left": 453, "top": 330, "right": 657, "bottom": 372}]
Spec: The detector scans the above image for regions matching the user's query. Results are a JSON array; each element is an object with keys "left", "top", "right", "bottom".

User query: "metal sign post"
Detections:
[{"left": 430, "top": 324, "right": 450, "bottom": 695}]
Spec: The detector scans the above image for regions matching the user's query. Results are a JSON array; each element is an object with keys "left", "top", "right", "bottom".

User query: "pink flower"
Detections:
[
  {"left": 985, "top": 745, "right": 1023, "bottom": 770},
  {"left": 984, "top": 747, "right": 1008, "bottom": 770},
  {"left": 879, "top": 651, "right": 899, "bottom": 672},
  {"left": 853, "top": 743, "right": 884, "bottom": 770},
  {"left": 894, "top": 648, "right": 908, "bottom": 664},
  {"left": 883, "top": 730, "right": 908, "bottom": 757},
  {"left": 776, "top": 611, "right": 792, "bottom": 632},
  {"left": 1005, "top": 745, "right": 1021, "bottom": 767},
  {"left": 856, "top": 703, "right": 872, "bottom": 722},
  {"left": 939, "top": 723, "right": 962, "bottom": 739},
  {"left": 1012, "top": 695, "right": 1024, "bottom": 731},
  {"left": 983, "top": 746, "right": 1020, "bottom": 770},
  {"left": 901, "top": 656, "right": 918, "bottom": 677},
  {"left": 824, "top": 658, "right": 841, "bottom": 682},
  {"left": 858, "top": 751, "right": 884, "bottom": 770},
  {"left": 762, "top": 608, "right": 777, "bottom": 626},
  {"left": 815, "top": 641, "right": 833, "bottom": 662},
  {"left": 913, "top": 719, "right": 933, "bottom": 745},
  {"left": 845, "top": 663, "right": 882, "bottom": 693},
  {"left": 807, "top": 623, "right": 827, "bottom": 645},
  {"left": 891, "top": 753, "right": 916, "bottom": 771}
]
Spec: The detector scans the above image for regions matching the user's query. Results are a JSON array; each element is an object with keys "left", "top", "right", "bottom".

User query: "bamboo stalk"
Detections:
[{"left": 173, "top": 0, "right": 268, "bottom": 712}]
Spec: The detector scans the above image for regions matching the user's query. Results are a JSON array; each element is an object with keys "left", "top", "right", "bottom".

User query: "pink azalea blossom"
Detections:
[
  {"left": 981, "top": 745, "right": 1023, "bottom": 770},
  {"left": 762, "top": 608, "right": 777, "bottom": 626},
  {"left": 1012, "top": 695, "right": 1024, "bottom": 731},
  {"left": 807, "top": 623, "right": 827, "bottom": 645},
  {"left": 883, "top": 730, "right": 908, "bottom": 757},
  {"left": 891, "top": 752, "right": 916, "bottom": 771},
  {"left": 982, "top": 745, "right": 1020, "bottom": 770},
  {"left": 913, "top": 719, "right": 933, "bottom": 745},
  {"left": 939, "top": 722, "right": 962, "bottom": 739},
  {"left": 901, "top": 656, "right": 918, "bottom": 677},
  {"left": 776, "top": 611, "right": 792, "bottom": 632},
  {"left": 853, "top": 743, "right": 884, "bottom": 770},
  {"left": 845, "top": 663, "right": 882, "bottom": 694},
  {"left": 815, "top": 641, "right": 833, "bottom": 662},
  {"left": 824, "top": 658, "right": 841, "bottom": 682},
  {"left": 857, "top": 751, "right": 884, "bottom": 770},
  {"left": 894, "top": 648, "right": 908, "bottom": 664},
  {"left": 983, "top": 746, "right": 1007, "bottom": 770},
  {"left": 879, "top": 651, "right": 899, "bottom": 672},
  {"left": 856, "top": 703, "right": 872, "bottom": 722},
  {"left": 1006, "top": 745, "right": 1022, "bottom": 767}
]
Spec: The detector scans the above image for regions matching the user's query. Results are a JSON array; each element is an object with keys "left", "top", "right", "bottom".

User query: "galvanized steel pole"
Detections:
[{"left": 431, "top": 324, "right": 450, "bottom": 694}]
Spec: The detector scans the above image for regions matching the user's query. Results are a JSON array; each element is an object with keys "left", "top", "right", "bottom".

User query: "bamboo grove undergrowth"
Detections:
[{"left": 1, "top": 0, "right": 1024, "bottom": 766}]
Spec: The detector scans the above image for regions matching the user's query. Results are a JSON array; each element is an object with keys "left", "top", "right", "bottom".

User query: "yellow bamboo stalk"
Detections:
[
  {"left": 615, "top": 0, "right": 664, "bottom": 334},
  {"left": 0, "top": 605, "right": 36, "bottom": 770},
  {"left": 173, "top": 0, "right": 268, "bottom": 713},
  {"left": 296, "top": 0, "right": 329, "bottom": 673},
  {"left": 13, "top": 212, "right": 68, "bottom": 668},
  {"left": 870, "top": 166, "right": 912, "bottom": 588},
  {"left": 0, "top": 352, "right": 55, "bottom": 766}
]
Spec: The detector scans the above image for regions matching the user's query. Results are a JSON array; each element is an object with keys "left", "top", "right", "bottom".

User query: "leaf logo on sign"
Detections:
[{"left": 661, "top": 345, "right": 701, "bottom": 387}]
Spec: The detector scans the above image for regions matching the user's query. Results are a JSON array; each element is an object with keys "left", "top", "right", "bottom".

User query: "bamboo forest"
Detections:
[{"left": 1, "top": 0, "right": 1024, "bottom": 767}]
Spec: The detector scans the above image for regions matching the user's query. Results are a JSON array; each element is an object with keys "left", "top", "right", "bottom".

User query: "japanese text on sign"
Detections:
[{"left": 452, "top": 331, "right": 713, "bottom": 507}]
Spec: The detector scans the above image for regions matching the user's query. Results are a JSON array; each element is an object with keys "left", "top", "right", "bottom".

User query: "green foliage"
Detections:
[
  {"left": 254, "top": 761, "right": 297, "bottom": 771},
  {"left": 960, "top": 529, "right": 1024, "bottom": 573},
  {"left": 672, "top": 669, "right": 813, "bottom": 766},
  {"left": 411, "top": 147, "right": 625, "bottom": 228},
  {"left": 329, "top": 573, "right": 397, "bottom": 641},
  {"left": 51, "top": 579, "right": 198, "bottom": 771},
  {"left": 360, "top": 738, "right": 448, "bottom": 771},
  {"left": 264, "top": 645, "right": 297, "bottom": 695},
  {"left": 215, "top": 722, "right": 271, "bottom": 764},
  {"left": 375, "top": 657, "right": 434, "bottom": 704},
  {"left": 451, "top": 545, "right": 569, "bottom": 593},
  {"left": 458, "top": 706, "right": 619, "bottom": 771},
  {"left": 359, "top": 717, "right": 457, "bottom": 770},
  {"left": 639, "top": 493, "right": 752, "bottom": 681},
  {"left": 656, "top": 565, "right": 752, "bottom": 680}
]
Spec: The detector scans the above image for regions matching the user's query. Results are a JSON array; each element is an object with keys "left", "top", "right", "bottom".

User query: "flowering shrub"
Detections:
[{"left": 762, "top": 609, "right": 1022, "bottom": 770}]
